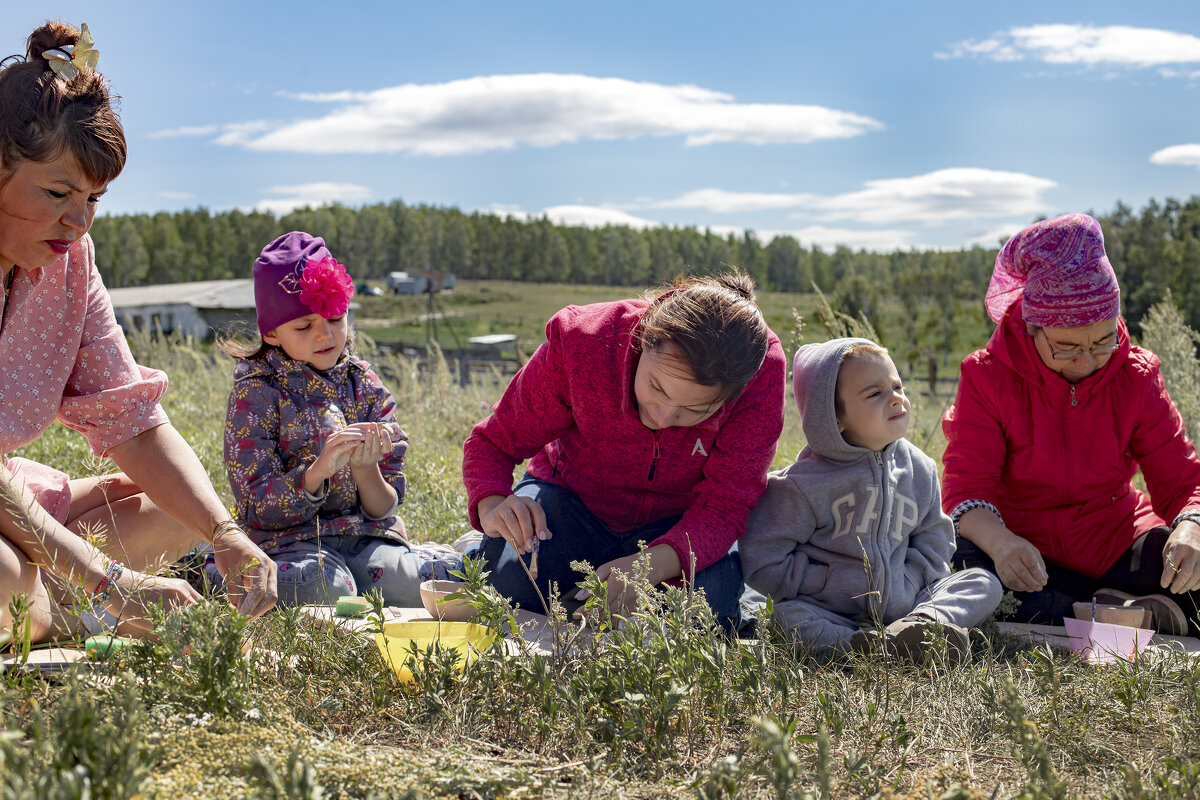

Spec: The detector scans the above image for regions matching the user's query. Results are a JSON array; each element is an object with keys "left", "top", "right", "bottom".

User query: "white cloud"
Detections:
[
  {"left": 486, "top": 204, "right": 530, "bottom": 221},
  {"left": 651, "top": 168, "right": 1054, "bottom": 226},
  {"left": 213, "top": 121, "right": 275, "bottom": 147},
  {"left": 252, "top": 182, "right": 373, "bottom": 216},
  {"left": 786, "top": 225, "right": 922, "bottom": 251},
  {"left": 1150, "top": 143, "right": 1200, "bottom": 168},
  {"left": 805, "top": 167, "right": 1055, "bottom": 225},
  {"left": 147, "top": 124, "right": 218, "bottom": 139},
  {"left": 481, "top": 204, "right": 924, "bottom": 252},
  {"left": 653, "top": 188, "right": 816, "bottom": 213},
  {"left": 206, "top": 74, "right": 883, "bottom": 155},
  {"left": 941, "top": 24, "right": 1200, "bottom": 69},
  {"left": 483, "top": 166, "right": 1052, "bottom": 252},
  {"left": 541, "top": 205, "right": 662, "bottom": 230},
  {"left": 964, "top": 223, "right": 1026, "bottom": 248}
]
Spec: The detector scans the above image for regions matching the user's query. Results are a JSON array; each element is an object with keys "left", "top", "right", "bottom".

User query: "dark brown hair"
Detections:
[
  {"left": 638, "top": 269, "right": 770, "bottom": 403},
  {"left": 0, "top": 21, "right": 126, "bottom": 184}
]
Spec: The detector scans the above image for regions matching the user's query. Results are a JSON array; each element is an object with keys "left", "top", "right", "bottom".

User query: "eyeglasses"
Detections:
[{"left": 1035, "top": 328, "right": 1121, "bottom": 361}]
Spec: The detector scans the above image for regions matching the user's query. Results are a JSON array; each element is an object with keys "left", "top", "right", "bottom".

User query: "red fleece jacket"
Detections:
[
  {"left": 942, "top": 301, "right": 1200, "bottom": 577},
  {"left": 462, "top": 298, "right": 786, "bottom": 576}
]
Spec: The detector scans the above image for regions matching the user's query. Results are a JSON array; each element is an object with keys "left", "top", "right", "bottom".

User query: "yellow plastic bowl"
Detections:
[{"left": 373, "top": 620, "right": 495, "bottom": 683}]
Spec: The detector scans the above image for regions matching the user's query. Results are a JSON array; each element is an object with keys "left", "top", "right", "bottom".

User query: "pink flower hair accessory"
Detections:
[{"left": 298, "top": 257, "right": 355, "bottom": 319}]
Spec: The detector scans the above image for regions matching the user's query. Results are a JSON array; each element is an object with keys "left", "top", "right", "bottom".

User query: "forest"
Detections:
[{"left": 88, "top": 194, "right": 1200, "bottom": 337}]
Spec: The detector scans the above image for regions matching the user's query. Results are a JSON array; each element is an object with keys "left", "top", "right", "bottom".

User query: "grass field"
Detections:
[
  {"left": 352, "top": 279, "right": 993, "bottom": 373},
  {"left": 3, "top": 285, "right": 1200, "bottom": 799}
]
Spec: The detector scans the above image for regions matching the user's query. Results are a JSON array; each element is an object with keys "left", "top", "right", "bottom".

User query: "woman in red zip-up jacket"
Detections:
[
  {"left": 462, "top": 271, "right": 786, "bottom": 631},
  {"left": 942, "top": 214, "right": 1200, "bottom": 633}
]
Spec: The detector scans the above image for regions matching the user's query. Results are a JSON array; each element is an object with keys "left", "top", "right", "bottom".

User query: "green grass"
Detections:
[{"left": 3, "top": 288, "right": 1200, "bottom": 799}]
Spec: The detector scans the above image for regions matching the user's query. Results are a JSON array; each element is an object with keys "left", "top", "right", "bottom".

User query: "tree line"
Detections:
[{"left": 88, "top": 195, "right": 1200, "bottom": 334}]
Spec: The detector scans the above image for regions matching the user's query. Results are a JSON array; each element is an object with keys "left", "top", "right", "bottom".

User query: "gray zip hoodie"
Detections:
[{"left": 741, "top": 338, "right": 955, "bottom": 625}]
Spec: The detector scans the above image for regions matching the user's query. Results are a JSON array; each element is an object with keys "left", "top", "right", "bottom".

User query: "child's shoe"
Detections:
[
  {"left": 1091, "top": 588, "right": 1188, "bottom": 635},
  {"left": 883, "top": 616, "right": 972, "bottom": 668},
  {"left": 847, "top": 628, "right": 884, "bottom": 654}
]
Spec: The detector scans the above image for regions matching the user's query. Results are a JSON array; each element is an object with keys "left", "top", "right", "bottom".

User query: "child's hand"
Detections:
[
  {"left": 347, "top": 422, "right": 396, "bottom": 469},
  {"left": 307, "top": 427, "right": 367, "bottom": 485}
]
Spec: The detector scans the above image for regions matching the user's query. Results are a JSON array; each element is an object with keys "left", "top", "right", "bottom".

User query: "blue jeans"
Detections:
[{"left": 466, "top": 476, "right": 744, "bottom": 632}]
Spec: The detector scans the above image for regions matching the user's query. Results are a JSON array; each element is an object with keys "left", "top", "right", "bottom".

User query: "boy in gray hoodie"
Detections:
[{"left": 741, "top": 339, "right": 1001, "bottom": 663}]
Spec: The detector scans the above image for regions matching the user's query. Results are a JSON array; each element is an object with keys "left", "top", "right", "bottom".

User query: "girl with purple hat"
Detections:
[
  {"left": 222, "top": 231, "right": 461, "bottom": 608},
  {"left": 0, "top": 21, "right": 276, "bottom": 643},
  {"left": 942, "top": 213, "right": 1200, "bottom": 634}
]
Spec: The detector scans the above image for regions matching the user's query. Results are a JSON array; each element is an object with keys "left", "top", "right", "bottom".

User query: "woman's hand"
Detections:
[
  {"left": 991, "top": 532, "right": 1049, "bottom": 592},
  {"left": 1162, "top": 520, "right": 1200, "bottom": 594},
  {"left": 478, "top": 495, "right": 550, "bottom": 554},
  {"left": 212, "top": 528, "right": 278, "bottom": 618},
  {"left": 104, "top": 567, "right": 202, "bottom": 637}
]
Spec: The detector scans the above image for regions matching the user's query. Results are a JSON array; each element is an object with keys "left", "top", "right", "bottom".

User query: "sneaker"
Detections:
[
  {"left": 1091, "top": 588, "right": 1188, "bottom": 636},
  {"left": 883, "top": 616, "right": 972, "bottom": 668}
]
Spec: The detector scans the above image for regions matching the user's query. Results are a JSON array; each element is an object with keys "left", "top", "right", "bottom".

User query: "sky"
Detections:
[{"left": 4, "top": 1, "right": 1199, "bottom": 251}]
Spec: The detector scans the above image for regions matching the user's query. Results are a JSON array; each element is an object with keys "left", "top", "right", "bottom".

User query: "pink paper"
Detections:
[{"left": 1062, "top": 617, "right": 1155, "bottom": 664}]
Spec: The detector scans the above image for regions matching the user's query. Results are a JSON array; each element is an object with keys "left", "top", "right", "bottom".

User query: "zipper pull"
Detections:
[
  {"left": 1070, "top": 384, "right": 1078, "bottom": 407},
  {"left": 647, "top": 435, "right": 661, "bottom": 481}
]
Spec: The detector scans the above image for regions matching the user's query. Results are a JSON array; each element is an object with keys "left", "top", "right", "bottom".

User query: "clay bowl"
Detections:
[
  {"left": 420, "top": 580, "right": 477, "bottom": 621},
  {"left": 1072, "top": 601, "right": 1148, "bottom": 628}
]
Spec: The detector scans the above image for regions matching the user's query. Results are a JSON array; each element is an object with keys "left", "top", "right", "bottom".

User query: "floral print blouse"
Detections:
[
  {"left": 1, "top": 234, "right": 168, "bottom": 458},
  {"left": 224, "top": 347, "right": 408, "bottom": 553}
]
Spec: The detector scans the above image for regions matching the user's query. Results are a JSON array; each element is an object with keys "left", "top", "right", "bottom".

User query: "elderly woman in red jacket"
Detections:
[
  {"left": 942, "top": 214, "right": 1200, "bottom": 634},
  {"left": 462, "top": 271, "right": 786, "bottom": 632}
]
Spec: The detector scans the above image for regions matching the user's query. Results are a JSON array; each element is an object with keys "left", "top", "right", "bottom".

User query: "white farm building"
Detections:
[{"left": 107, "top": 279, "right": 357, "bottom": 339}]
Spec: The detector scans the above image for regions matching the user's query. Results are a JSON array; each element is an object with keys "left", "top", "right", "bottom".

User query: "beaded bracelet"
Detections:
[{"left": 93, "top": 560, "right": 125, "bottom": 604}]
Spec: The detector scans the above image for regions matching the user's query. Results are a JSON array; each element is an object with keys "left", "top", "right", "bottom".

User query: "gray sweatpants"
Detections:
[{"left": 771, "top": 567, "right": 1002, "bottom": 650}]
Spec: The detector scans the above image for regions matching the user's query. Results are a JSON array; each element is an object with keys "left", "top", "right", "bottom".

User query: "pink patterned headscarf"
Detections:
[{"left": 985, "top": 214, "right": 1120, "bottom": 328}]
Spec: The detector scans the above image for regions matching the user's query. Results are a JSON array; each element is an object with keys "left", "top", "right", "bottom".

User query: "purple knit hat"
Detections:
[
  {"left": 985, "top": 214, "right": 1120, "bottom": 327},
  {"left": 253, "top": 231, "right": 355, "bottom": 334}
]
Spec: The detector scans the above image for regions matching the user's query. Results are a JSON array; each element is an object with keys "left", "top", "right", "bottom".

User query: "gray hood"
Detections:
[{"left": 792, "top": 337, "right": 876, "bottom": 464}]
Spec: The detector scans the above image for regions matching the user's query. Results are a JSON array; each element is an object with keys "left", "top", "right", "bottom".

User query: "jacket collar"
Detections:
[
  {"left": 987, "top": 299, "right": 1131, "bottom": 399},
  {"left": 233, "top": 346, "right": 358, "bottom": 397}
]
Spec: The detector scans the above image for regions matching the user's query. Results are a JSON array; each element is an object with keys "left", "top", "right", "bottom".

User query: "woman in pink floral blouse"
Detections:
[{"left": 0, "top": 21, "right": 276, "bottom": 642}]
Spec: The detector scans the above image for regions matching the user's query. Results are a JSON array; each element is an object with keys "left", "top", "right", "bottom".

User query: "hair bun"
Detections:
[
  {"left": 716, "top": 270, "right": 756, "bottom": 303},
  {"left": 26, "top": 21, "right": 81, "bottom": 64}
]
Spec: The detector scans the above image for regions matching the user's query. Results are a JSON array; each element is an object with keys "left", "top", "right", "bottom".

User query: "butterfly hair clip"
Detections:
[{"left": 42, "top": 22, "right": 99, "bottom": 81}]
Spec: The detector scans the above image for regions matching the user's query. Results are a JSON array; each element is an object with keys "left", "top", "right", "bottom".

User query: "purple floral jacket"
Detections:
[{"left": 224, "top": 347, "right": 408, "bottom": 553}]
